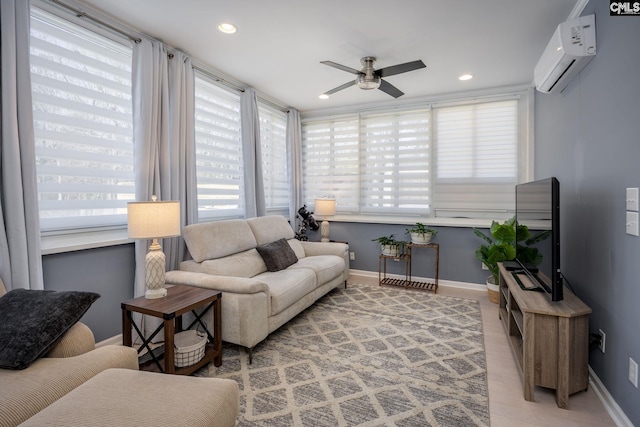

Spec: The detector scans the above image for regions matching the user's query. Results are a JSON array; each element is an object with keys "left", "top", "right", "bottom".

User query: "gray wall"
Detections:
[
  {"left": 42, "top": 244, "right": 135, "bottom": 342},
  {"left": 534, "top": 2, "right": 640, "bottom": 423},
  {"left": 308, "top": 222, "right": 489, "bottom": 285}
]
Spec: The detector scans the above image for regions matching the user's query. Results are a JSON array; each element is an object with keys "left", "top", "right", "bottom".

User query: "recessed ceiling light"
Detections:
[
  {"left": 459, "top": 74, "right": 473, "bottom": 81},
  {"left": 218, "top": 23, "right": 237, "bottom": 34},
  {"left": 319, "top": 94, "right": 329, "bottom": 100}
]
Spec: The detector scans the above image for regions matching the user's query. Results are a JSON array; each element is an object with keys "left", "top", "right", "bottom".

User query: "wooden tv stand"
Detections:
[{"left": 498, "top": 263, "right": 591, "bottom": 409}]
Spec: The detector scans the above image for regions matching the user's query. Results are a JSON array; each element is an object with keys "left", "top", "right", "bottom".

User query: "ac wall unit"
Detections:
[{"left": 534, "top": 14, "right": 596, "bottom": 93}]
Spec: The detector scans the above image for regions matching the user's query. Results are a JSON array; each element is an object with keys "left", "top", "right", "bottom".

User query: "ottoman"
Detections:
[{"left": 18, "top": 368, "right": 239, "bottom": 427}]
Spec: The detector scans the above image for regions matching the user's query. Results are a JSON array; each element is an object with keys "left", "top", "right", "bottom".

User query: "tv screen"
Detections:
[{"left": 515, "top": 177, "right": 563, "bottom": 301}]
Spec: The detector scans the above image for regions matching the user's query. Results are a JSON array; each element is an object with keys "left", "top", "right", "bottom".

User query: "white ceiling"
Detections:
[{"left": 75, "top": 0, "right": 579, "bottom": 112}]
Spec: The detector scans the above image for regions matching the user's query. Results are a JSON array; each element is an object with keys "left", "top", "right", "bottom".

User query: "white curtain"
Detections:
[
  {"left": 164, "top": 51, "right": 197, "bottom": 269},
  {"left": 0, "top": 0, "right": 44, "bottom": 291},
  {"left": 132, "top": 38, "right": 170, "bottom": 299},
  {"left": 287, "top": 109, "right": 304, "bottom": 227},
  {"left": 241, "top": 88, "right": 265, "bottom": 218}
]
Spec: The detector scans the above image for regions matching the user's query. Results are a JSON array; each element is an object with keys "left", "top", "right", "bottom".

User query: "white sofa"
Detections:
[{"left": 165, "top": 215, "right": 348, "bottom": 360}]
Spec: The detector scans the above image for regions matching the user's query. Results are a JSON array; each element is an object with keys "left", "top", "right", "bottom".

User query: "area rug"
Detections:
[{"left": 197, "top": 283, "right": 489, "bottom": 426}]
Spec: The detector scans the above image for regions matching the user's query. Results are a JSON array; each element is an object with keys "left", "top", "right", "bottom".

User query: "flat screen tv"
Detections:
[{"left": 514, "top": 177, "right": 563, "bottom": 302}]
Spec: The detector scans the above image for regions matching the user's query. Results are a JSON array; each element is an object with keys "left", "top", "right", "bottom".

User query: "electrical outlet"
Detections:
[
  {"left": 630, "top": 358, "right": 638, "bottom": 388},
  {"left": 598, "top": 329, "right": 606, "bottom": 353},
  {"left": 349, "top": 251, "right": 355, "bottom": 261}
]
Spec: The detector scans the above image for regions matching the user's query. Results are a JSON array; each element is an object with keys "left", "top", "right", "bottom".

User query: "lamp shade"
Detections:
[
  {"left": 127, "top": 200, "right": 181, "bottom": 239},
  {"left": 314, "top": 198, "right": 336, "bottom": 216}
]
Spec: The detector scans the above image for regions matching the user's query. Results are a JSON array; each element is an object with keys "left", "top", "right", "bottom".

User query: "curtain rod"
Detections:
[
  {"left": 191, "top": 64, "right": 245, "bottom": 93},
  {"left": 47, "top": 0, "right": 142, "bottom": 43}
]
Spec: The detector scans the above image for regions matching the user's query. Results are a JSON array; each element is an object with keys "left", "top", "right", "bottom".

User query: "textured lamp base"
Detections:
[
  {"left": 145, "top": 287, "right": 168, "bottom": 299},
  {"left": 145, "top": 242, "right": 167, "bottom": 299},
  {"left": 320, "top": 219, "right": 330, "bottom": 242}
]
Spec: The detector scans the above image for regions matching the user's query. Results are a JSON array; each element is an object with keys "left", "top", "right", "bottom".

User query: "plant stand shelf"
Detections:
[{"left": 378, "top": 243, "right": 439, "bottom": 293}]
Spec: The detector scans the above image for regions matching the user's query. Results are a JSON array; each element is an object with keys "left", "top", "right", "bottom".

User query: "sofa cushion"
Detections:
[
  {"left": 247, "top": 215, "right": 295, "bottom": 246},
  {"left": 256, "top": 238, "right": 298, "bottom": 272},
  {"left": 183, "top": 219, "right": 257, "bottom": 263},
  {"left": 253, "top": 268, "right": 316, "bottom": 315},
  {"left": 0, "top": 289, "right": 100, "bottom": 370},
  {"left": 287, "top": 238, "right": 306, "bottom": 259},
  {"left": 289, "top": 255, "right": 346, "bottom": 285},
  {"left": 198, "top": 249, "right": 267, "bottom": 278}
]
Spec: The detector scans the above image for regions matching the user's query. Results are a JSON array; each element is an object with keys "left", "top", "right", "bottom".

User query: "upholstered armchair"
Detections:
[{"left": 0, "top": 279, "right": 138, "bottom": 427}]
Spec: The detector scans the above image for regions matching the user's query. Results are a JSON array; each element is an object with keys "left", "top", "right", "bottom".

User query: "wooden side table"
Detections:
[{"left": 121, "top": 285, "right": 222, "bottom": 375}]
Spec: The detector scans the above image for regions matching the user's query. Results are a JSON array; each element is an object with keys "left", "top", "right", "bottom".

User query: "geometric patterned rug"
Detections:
[{"left": 196, "top": 283, "right": 489, "bottom": 426}]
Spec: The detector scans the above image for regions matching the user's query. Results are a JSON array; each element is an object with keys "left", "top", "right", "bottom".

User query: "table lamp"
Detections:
[
  {"left": 128, "top": 196, "right": 181, "bottom": 299},
  {"left": 314, "top": 198, "right": 336, "bottom": 242}
]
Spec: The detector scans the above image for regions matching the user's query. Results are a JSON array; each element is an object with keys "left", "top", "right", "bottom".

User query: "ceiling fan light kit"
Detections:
[{"left": 321, "top": 56, "right": 426, "bottom": 98}]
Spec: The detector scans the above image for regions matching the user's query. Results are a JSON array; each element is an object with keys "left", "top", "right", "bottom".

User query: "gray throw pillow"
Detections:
[
  {"left": 0, "top": 289, "right": 100, "bottom": 370},
  {"left": 256, "top": 238, "right": 298, "bottom": 272}
]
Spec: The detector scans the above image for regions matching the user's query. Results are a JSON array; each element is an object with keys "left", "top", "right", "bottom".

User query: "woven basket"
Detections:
[
  {"left": 174, "top": 330, "right": 207, "bottom": 368},
  {"left": 487, "top": 287, "right": 500, "bottom": 304}
]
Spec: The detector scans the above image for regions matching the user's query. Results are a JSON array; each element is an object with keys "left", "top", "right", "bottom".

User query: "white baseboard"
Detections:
[
  {"left": 589, "top": 366, "right": 634, "bottom": 427},
  {"left": 349, "top": 269, "right": 486, "bottom": 292}
]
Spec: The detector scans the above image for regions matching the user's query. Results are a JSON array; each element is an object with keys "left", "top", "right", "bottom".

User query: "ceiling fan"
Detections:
[{"left": 320, "top": 56, "right": 426, "bottom": 98}]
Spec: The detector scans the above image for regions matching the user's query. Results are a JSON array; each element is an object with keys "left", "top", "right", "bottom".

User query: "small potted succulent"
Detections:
[
  {"left": 372, "top": 234, "right": 407, "bottom": 257},
  {"left": 405, "top": 222, "right": 438, "bottom": 244}
]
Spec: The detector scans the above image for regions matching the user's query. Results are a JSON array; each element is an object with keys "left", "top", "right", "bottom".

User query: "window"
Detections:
[
  {"left": 432, "top": 99, "right": 521, "bottom": 217},
  {"left": 194, "top": 73, "right": 243, "bottom": 220},
  {"left": 359, "top": 110, "right": 430, "bottom": 214},
  {"left": 301, "top": 93, "right": 528, "bottom": 219},
  {"left": 302, "top": 110, "right": 430, "bottom": 216},
  {"left": 30, "top": 8, "right": 134, "bottom": 231},
  {"left": 258, "top": 103, "right": 288, "bottom": 214},
  {"left": 302, "top": 117, "right": 360, "bottom": 212}
]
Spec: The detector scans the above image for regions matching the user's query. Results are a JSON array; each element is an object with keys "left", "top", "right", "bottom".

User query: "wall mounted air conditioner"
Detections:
[{"left": 534, "top": 14, "right": 596, "bottom": 93}]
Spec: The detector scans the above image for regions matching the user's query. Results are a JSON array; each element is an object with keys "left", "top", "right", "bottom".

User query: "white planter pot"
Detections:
[
  {"left": 381, "top": 244, "right": 400, "bottom": 257},
  {"left": 410, "top": 232, "right": 432, "bottom": 244}
]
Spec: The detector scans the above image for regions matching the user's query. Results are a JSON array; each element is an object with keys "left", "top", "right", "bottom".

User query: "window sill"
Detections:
[
  {"left": 330, "top": 215, "right": 494, "bottom": 228},
  {"left": 41, "top": 229, "right": 133, "bottom": 255}
]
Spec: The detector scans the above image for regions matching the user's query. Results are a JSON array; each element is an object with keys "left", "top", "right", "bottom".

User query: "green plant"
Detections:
[
  {"left": 515, "top": 224, "right": 551, "bottom": 266},
  {"left": 473, "top": 218, "right": 550, "bottom": 285},
  {"left": 372, "top": 234, "right": 407, "bottom": 253},
  {"left": 473, "top": 218, "right": 517, "bottom": 285},
  {"left": 405, "top": 222, "right": 438, "bottom": 236}
]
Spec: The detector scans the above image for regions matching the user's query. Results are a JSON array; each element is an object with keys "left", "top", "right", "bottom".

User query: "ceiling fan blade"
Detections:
[
  {"left": 375, "top": 60, "right": 426, "bottom": 78},
  {"left": 320, "top": 61, "right": 362, "bottom": 75},
  {"left": 323, "top": 80, "right": 356, "bottom": 96},
  {"left": 378, "top": 79, "right": 404, "bottom": 98}
]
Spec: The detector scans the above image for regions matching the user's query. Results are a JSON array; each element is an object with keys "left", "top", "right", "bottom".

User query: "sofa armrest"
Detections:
[
  {"left": 165, "top": 270, "right": 269, "bottom": 294},
  {"left": 46, "top": 322, "right": 95, "bottom": 358},
  {"left": 301, "top": 241, "right": 348, "bottom": 257}
]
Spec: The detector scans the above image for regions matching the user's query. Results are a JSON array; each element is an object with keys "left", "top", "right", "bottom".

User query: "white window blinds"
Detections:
[
  {"left": 360, "top": 110, "right": 430, "bottom": 215},
  {"left": 194, "top": 73, "right": 244, "bottom": 220},
  {"left": 30, "top": 8, "right": 134, "bottom": 231},
  {"left": 302, "top": 117, "right": 360, "bottom": 212},
  {"left": 432, "top": 99, "right": 519, "bottom": 217},
  {"left": 258, "top": 103, "right": 288, "bottom": 214},
  {"left": 302, "top": 109, "right": 431, "bottom": 216}
]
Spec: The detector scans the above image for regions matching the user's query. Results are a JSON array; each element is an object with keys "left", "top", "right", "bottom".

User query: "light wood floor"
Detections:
[{"left": 353, "top": 276, "right": 616, "bottom": 427}]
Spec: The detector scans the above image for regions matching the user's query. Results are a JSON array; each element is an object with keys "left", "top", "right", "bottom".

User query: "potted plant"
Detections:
[
  {"left": 405, "top": 222, "right": 438, "bottom": 244},
  {"left": 473, "top": 218, "right": 517, "bottom": 303},
  {"left": 473, "top": 218, "right": 550, "bottom": 303},
  {"left": 372, "top": 234, "right": 407, "bottom": 257}
]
